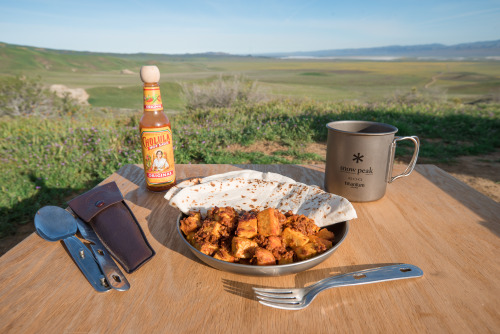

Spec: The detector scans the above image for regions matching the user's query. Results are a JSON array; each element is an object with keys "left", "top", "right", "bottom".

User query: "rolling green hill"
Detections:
[
  {"left": 0, "top": 42, "right": 144, "bottom": 73},
  {"left": 0, "top": 42, "right": 256, "bottom": 74},
  {"left": 1, "top": 42, "right": 499, "bottom": 109}
]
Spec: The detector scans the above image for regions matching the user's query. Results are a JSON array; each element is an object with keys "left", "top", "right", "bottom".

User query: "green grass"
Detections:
[
  {"left": 1, "top": 99, "right": 499, "bottom": 238},
  {"left": 87, "top": 86, "right": 142, "bottom": 109},
  {"left": 447, "top": 80, "right": 500, "bottom": 95},
  {"left": 2, "top": 43, "right": 500, "bottom": 107},
  {"left": 0, "top": 43, "right": 142, "bottom": 74},
  {"left": 86, "top": 82, "right": 184, "bottom": 110},
  {"left": 300, "top": 72, "right": 328, "bottom": 76}
]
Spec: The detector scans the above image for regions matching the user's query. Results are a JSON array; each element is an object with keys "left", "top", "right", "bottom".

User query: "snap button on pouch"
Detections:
[{"left": 95, "top": 201, "right": 105, "bottom": 207}]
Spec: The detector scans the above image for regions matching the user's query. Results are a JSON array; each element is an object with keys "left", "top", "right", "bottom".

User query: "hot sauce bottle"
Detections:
[{"left": 139, "top": 65, "right": 176, "bottom": 192}]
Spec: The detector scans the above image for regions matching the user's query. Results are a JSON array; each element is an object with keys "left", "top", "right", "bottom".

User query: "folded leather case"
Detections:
[{"left": 68, "top": 182, "right": 155, "bottom": 273}]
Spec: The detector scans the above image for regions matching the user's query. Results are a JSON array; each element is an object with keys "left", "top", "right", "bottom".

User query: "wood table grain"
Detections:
[{"left": 0, "top": 164, "right": 499, "bottom": 334}]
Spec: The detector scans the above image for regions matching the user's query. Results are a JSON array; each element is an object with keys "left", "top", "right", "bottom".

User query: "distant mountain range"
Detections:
[
  {"left": 258, "top": 40, "right": 500, "bottom": 59},
  {"left": 1, "top": 39, "right": 499, "bottom": 72}
]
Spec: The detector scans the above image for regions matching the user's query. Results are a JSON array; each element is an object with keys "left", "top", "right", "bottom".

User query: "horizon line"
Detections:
[{"left": 1, "top": 38, "right": 499, "bottom": 56}]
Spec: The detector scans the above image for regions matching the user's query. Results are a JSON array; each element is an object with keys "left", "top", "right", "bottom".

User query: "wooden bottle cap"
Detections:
[{"left": 140, "top": 65, "right": 160, "bottom": 83}]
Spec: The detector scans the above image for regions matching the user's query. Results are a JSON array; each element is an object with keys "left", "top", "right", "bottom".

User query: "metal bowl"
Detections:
[{"left": 176, "top": 214, "right": 349, "bottom": 276}]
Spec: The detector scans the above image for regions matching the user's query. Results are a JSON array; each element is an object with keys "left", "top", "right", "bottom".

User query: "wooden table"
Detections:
[{"left": 1, "top": 164, "right": 499, "bottom": 333}]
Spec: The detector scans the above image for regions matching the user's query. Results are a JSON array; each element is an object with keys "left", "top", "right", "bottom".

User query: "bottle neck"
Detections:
[
  {"left": 143, "top": 82, "right": 163, "bottom": 113},
  {"left": 143, "top": 109, "right": 164, "bottom": 116}
]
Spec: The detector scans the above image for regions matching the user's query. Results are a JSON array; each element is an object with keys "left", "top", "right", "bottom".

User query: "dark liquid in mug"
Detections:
[{"left": 356, "top": 124, "right": 394, "bottom": 134}]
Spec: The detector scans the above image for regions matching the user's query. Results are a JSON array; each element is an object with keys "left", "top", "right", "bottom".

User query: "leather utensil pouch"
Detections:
[{"left": 68, "top": 182, "right": 155, "bottom": 273}]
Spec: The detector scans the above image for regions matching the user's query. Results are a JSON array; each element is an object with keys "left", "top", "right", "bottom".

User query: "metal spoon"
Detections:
[{"left": 34, "top": 206, "right": 110, "bottom": 292}]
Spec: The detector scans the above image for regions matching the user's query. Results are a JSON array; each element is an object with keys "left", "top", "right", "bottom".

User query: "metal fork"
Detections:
[{"left": 253, "top": 264, "right": 423, "bottom": 310}]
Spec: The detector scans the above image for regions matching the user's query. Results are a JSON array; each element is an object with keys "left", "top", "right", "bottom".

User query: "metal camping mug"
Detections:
[{"left": 325, "top": 120, "right": 419, "bottom": 202}]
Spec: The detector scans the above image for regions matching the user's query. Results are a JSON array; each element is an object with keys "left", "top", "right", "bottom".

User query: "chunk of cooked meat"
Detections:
[
  {"left": 180, "top": 212, "right": 202, "bottom": 235},
  {"left": 283, "top": 213, "right": 320, "bottom": 236},
  {"left": 253, "top": 247, "right": 276, "bottom": 266},
  {"left": 231, "top": 237, "right": 258, "bottom": 259},
  {"left": 316, "top": 228, "right": 335, "bottom": 240},
  {"left": 257, "top": 208, "right": 281, "bottom": 236},
  {"left": 236, "top": 211, "right": 258, "bottom": 238},
  {"left": 282, "top": 227, "right": 309, "bottom": 248}
]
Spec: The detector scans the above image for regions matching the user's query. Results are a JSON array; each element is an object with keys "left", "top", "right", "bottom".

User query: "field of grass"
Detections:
[
  {"left": 2, "top": 43, "right": 500, "bottom": 110},
  {"left": 86, "top": 82, "right": 184, "bottom": 110}
]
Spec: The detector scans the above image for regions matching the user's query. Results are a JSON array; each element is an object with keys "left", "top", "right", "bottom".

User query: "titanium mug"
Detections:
[{"left": 325, "top": 120, "right": 419, "bottom": 202}]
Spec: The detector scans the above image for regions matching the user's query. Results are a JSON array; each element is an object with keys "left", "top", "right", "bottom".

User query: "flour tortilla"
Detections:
[{"left": 165, "top": 170, "right": 356, "bottom": 227}]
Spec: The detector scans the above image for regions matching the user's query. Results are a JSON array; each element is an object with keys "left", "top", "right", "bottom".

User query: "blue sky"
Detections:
[{"left": 0, "top": 0, "right": 499, "bottom": 54}]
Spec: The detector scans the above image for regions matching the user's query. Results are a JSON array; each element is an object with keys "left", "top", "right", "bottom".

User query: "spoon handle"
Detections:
[{"left": 63, "top": 236, "right": 110, "bottom": 293}]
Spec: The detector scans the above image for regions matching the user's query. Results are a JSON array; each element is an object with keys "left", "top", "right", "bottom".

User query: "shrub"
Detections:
[
  {"left": 0, "top": 75, "right": 84, "bottom": 117},
  {"left": 181, "top": 75, "right": 268, "bottom": 110}
]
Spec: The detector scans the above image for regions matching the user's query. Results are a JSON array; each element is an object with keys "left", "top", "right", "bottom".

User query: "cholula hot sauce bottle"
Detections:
[{"left": 139, "top": 65, "right": 176, "bottom": 192}]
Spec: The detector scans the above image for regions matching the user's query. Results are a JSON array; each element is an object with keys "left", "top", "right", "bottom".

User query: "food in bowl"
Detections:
[{"left": 180, "top": 206, "right": 335, "bottom": 266}]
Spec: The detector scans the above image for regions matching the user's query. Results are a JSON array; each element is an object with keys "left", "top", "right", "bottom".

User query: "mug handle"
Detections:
[{"left": 387, "top": 136, "right": 420, "bottom": 183}]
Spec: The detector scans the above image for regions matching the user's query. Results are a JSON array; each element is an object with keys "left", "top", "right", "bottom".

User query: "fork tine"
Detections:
[
  {"left": 258, "top": 300, "right": 307, "bottom": 310},
  {"left": 255, "top": 295, "right": 300, "bottom": 304},
  {"left": 253, "top": 291, "right": 297, "bottom": 299},
  {"left": 252, "top": 287, "right": 293, "bottom": 294}
]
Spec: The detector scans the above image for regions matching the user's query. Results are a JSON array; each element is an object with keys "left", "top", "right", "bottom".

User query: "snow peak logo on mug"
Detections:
[
  {"left": 340, "top": 155, "right": 373, "bottom": 190},
  {"left": 325, "top": 121, "right": 419, "bottom": 202},
  {"left": 340, "top": 165, "right": 374, "bottom": 175}
]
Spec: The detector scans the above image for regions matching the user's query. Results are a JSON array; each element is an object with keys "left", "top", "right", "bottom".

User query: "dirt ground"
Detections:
[
  {"left": 49, "top": 84, "right": 89, "bottom": 105},
  {"left": 1, "top": 142, "right": 498, "bottom": 256}
]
